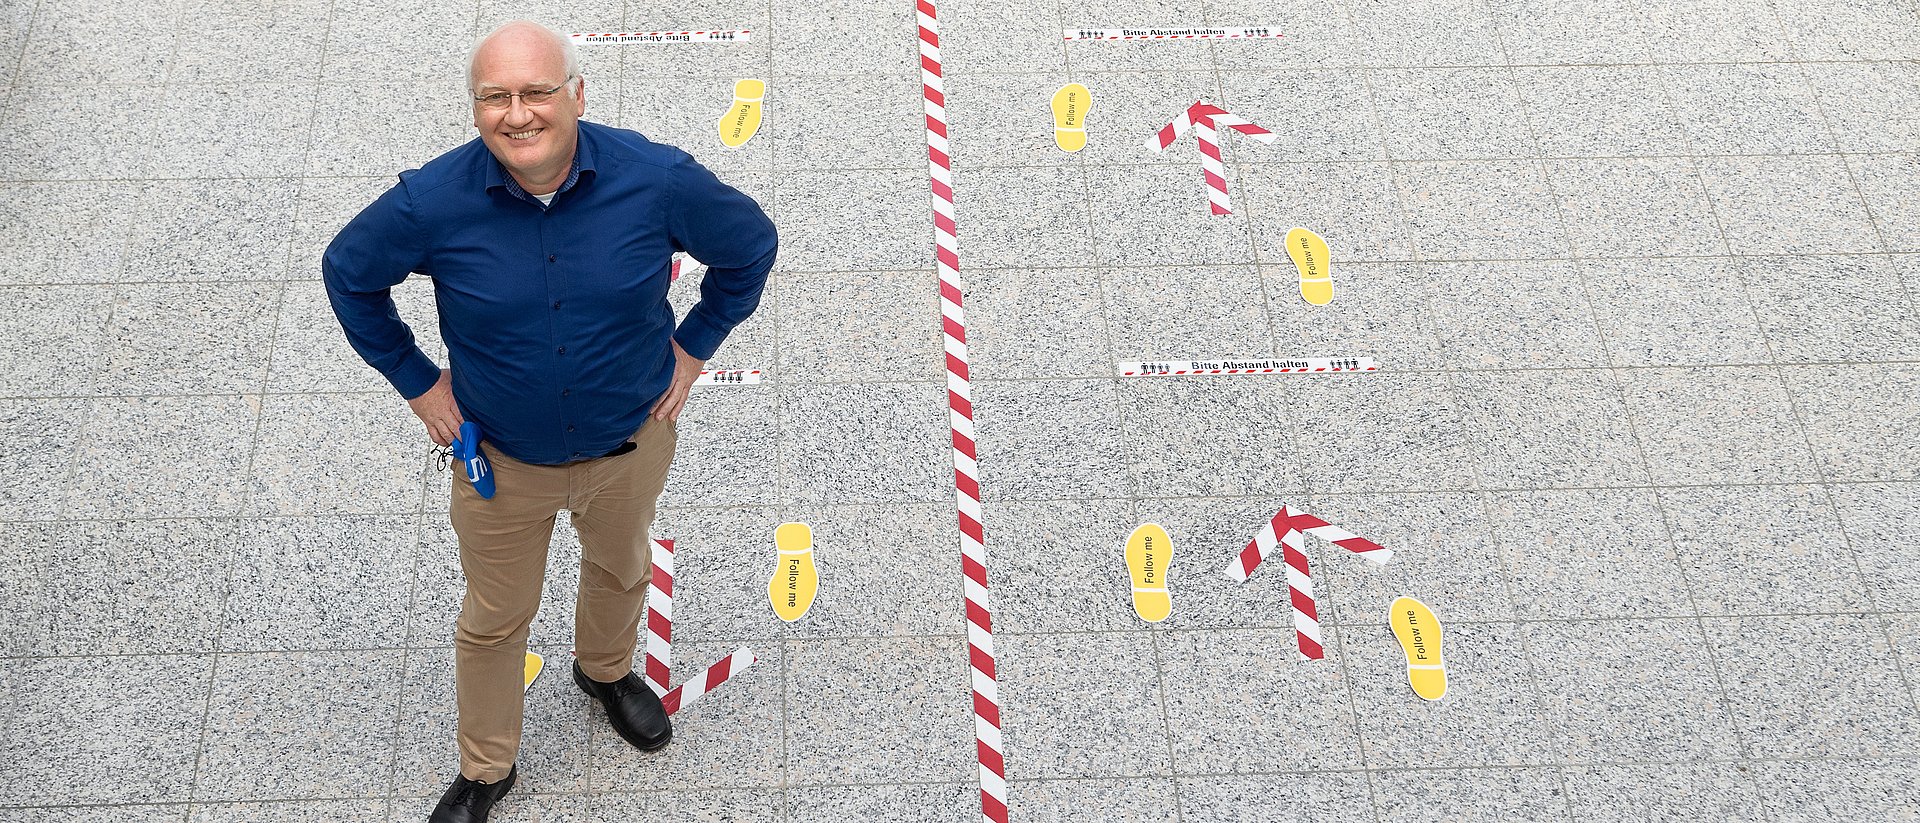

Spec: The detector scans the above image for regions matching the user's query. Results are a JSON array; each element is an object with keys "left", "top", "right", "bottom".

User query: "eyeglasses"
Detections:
[{"left": 472, "top": 75, "right": 574, "bottom": 109}]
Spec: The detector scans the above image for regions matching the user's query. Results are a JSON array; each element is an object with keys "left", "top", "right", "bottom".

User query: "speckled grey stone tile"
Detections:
[
  {"left": 963, "top": 268, "right": 1113, "bottom": 380},
  {"left": 195, "top": 799, "right": 393, "bottom": 823},
  {"left": 973, "top": 379, "right": 1128, "bottom": 500},
  {"left": 768, "top": 74, "right": 923, "bottom": 171},
  {"left": 142, "top": 84, "right": 316, "bottom": 179},
  {"left": 390, "top": 643, "right": 589, "bottom": 798},
  {"left": 787, "top": 782, "right": 973, "bottom": 823},
  {"left": 305, "top": 82, "right": 470, "bottom": 177},
  {"left": 1564, "top": 763, "right": 1766, "bottom": 823},
  {"left": 1104, "top": 264, "right": 1271, "bottom": 362},
  {"left": 220, "top": 515, "right": 416, "bottom": 651},
  {"left": 1634, "top": 0, "right": 1792, "bottom": 62},
  {"left": 1259, "top": 263, "right": 1444, "bottom": 370},
  {"left": 1307, "top": 492, "right": 1514, "bottom": 624},
  {"left": 1705, "top": 614, "right": 1920, "bottom": 758},
  {"left": 1584, "top": 257, "right": 1770, "bottom": 368},
  {"left": 952, "top": 166, "right": 1096, "bottom": 269},
  {"left": 1487, "top": 490, "right": 1692, "bottom": 620},
  {"left": 1176, "top": 772, "right": 1375, "bottom": 822},
  {"left": 982, "top": 499, "right": 1141, "bottom": 634},
  {"left": 942, "top": 71, "right": 1077, "bottom": 169},
  {"left": 1545, "top": 157, "right": 1725, "bottom": 258},
  {"left": 1771, "top": 0, "right": 1920, "bottom": 61},
  {"left": 778, "top": 381, "right": 944, "bottom": 505},
  {"left": 0, "top": 398, "right": 87, "bottom": 521},
  {"left": 784, "top": 636, "right": 973, "bottom": 785},
  {"left": 1617, "top": 366, "right": 1819, "bottom": 486},
  {"left": 64, "top": 394, "right": 260, "bottom": 519},
  {"left": 1832, "top": 483, "right": 1920, "bottom": 611},
  {"left": 101, "top": 281, "right": 280, "bottom": 396},
  {"left": 588, "top": 789, "right": 781, "bottom": 821},
  {"left": 1849, "top": 153, "right": 1920, "bottom": 253},
  {"left": 170, "top": 0, "right": 330, "bottom": 84},
  {"left": 1785, "top": 365, "right": 1920, "bottom": 483},
  {"left": 773, "top": 270, "right": 938, "bottom": 382},
  {"left": 7, "top": 518, "right": 234, "bottom": 656},
  {"left": 17, "top": 0, "right": 177, "bottom": 83},
  {"left": 1348, "top": 622, "right": 1551, "bottom": 767},
  {"left": 998, "top": 632, "right": 1171, "bottom": 779},
  {"left": 1238, "top": 162, "right": 1417, "bottom": 264},
  {"left": 1744, "top": 256, "right": 1920, "bottom": 363},
  {"left": 0, "top": 0, "right": 31, "bottom": 77},
  {"left": 618, "top": 0, "right": 772, "bottom": 80},
  {"left": 1751, "top": 757, "right": 1920, "bottom": 822},
  {"left": 1487, "top": 0, "right": 1651, "bottom": 64},
  {"left": 773, "top": 502, "right": 965, "bottom": 638},
  {"left": 0, "top": 181, "right": 139, "bottom": 285},
  {"left": 1660, "top": 64, "right": 1834, "bottom": 156},
  {"left": 612, "top": 77, "right": 771, "bottom": 172},
  {"left": 1062, "top": 0, "right": 1215, "bottom": 73},
  {"left": 769, "top": 0, "right": 916, "bottom": 77},
  {"left": 1804, "top": 63, "right": 1920, "bottom": 153},
  {"left": 0, "top": 284, "right": 113, "bottom": 397},
  {"left": 1342, "top": 0, "right": 1502, "bottom": 67},
  {"left": 1527, "top": 618, "right": 1740, "bottom": 762},
  {"left": 1394, "top": 161, "right": 1570, "bottom": 261},
  {"left": 1452, "top": 369, "right": 1647, "bottom": 489},
  {"left": 0, "top": 654, "right": 210, "bottom": 806},
  {"left": 1295, "top": 373, "right": 1477, "bottom": 494},
  {"left": 1373, "top": 767, "right": 1569, "bottom": 822},
  {"left": 1158, "top": 628, "right": 1362, "bottom": 773},
  {"left": 662, "top": 379, "right": 783, "bottom": 509},
  {"left": 323, "top": 0, "right": 477, "bottom": 82},
  {"left": 1697, "top": 155, "right": 1883, "bottom": 256},
  {"left": 1117, "top": 378, "right": 1307, "bottom": 498},
  {"left": 121, "top": 179, "right": 299, "bottom": 282},
  {"left": 0, "top": 86, "right": 162, "bottom": 180},
  {"left": 195, "top": 650, "right": 403, "bottom": 801},
  {"left": 409, "top": 512, "right": 595, "bottom": 647},
  {"left": 0, "top": 808, "right": 187, "bottom": 823},
  {"left": 1370, "top": 69, "right": 1535, "bottom": 161},
  {"left": 1064, "top": 73, "right": 1224, "bottom": 168},
  {"left": 249, "top": 392, "right": 426, "bottom": 516},
  {"left": 938, "top": 0, "right": 1065, "bottom": 75},
  {"left": 1512, "top": 67, "right": 1693, "bottom": 158},
  {"left": 773, "top": 169, "right": 929, "bottom": 271},
  {"left": 1658, "top": 484, "right": 1869, "bottom": 616},
  {"left": 288, "top": 177, "right": 395, "bottom": 277},
  {"left": 1218, "top": 71, "right": 1388, "bottom": 162},
  {"left": 1208, "top": 0, "right": 1356, "bottom": 67},
  {"left": 1005, "top": 777, "right": 1180, "bottom": 821},
  {"left": 272, "top": 275, "right": 445, "bottom": 394}
]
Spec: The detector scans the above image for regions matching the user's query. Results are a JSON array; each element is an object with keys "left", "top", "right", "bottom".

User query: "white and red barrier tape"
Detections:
[
  {"left": 693, "top": 369, "right": 763, "bottom": 386},
  {"left": 917, "top": 2, "right": 1008, "bottom": 820},
  {"left": 1063, "top": 26, "right": 1282, "bottom": 40},
  {"left": 1147, "top": 101, "right": 1275, "bottom": 215},
  {"left": 1120, "top": 357, "right": 1377, "bottom": 376},
  {"left": 661, "top": 645, "right": 757, "bottom": 715},
  {"left": 570, "top": 30, "right": 752, "bottom": 44},
  {"left": 1228, "top": 507, "right": 1393, "bottom": 660},
  {"left": 643, "top": 538, "right": 674, "bottom": 696}
]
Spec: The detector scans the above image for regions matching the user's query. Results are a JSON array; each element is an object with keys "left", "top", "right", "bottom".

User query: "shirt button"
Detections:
[
  {"left": 567, "top": 425, "right": 577, "bottom": 432},
  {"left": 548, "top": 254, "right": 557, "bottom": 263},
  {"left": 561, "top": 388, "right": 571, "bottom": 397},
  {"left": 557, "top": 346, "right": 567, "bottom": 354},
  {"left": 552, "top": 301, "right": 562, "bottom": 310}
]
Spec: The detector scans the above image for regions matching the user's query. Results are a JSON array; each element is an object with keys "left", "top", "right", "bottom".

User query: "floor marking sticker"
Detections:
[
  {"left": 1390, "top": 596, "right": 1448, "bottom": 700},
  {"left": 769, "top": 522, "right": 819, "bottom": 622},
  {"left": 1051, "top": 82, "right": 1091, "bottom": 153},
  {"left": 1228, "top": 506, "right": 1393, "bottom": 660},
  {"left": 670, "top": 252, "right": 707, "bottom": 282},
  {"left": 1064, "top": 26, "right": 1282, "bottom": 41},
  {"left": 719, "top": 78, "right": 765, "bottom": 148},
  {"left": 1287, "top": 227, "right": 1333, "bottom": 305},
  {"left": 917, "top": 1, "right": 1010, "bottom": 820},
  {"left": 523, "top": 651, "right": 545, "bottom": 694},
  {"left": 1147, "top": 99, "right": 1275, "bottom": 215},
  {"left": 1125, "top": 523, "right": 1173, "bottom": 622},
  {"left": 570, "top": 30, "right": 752, "bottom": 44},
  {"left": 1120, "top": 357, "right": 1377, "bottom": 376},
  {"left": 644, "top": 538, "right": 675, "bottom": 696},
  {"left": 661, "top": 646, "right": 758, "bottom": 715},
  {"left": 694, "top": 369, "right": 763, "bottom": 386}
]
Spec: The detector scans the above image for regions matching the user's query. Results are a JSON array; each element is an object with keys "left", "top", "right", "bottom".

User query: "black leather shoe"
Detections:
[
  {"left": 429, "top": 764, "right": 516, "bottom": 823},
  {"left": 573, "top": 661, "right": 672, "bottom": 751}
]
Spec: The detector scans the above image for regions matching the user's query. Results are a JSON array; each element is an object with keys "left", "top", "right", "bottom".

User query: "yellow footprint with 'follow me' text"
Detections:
[
  {"left": 1287, "top": 226, "right": 1333, "bottom": 305},
  {"left": 719, "top": 78, "right": 765, "bottom": 148},
  {"left": 770, "top": 521, "right": 818, "bottom": 622},
  {"left": 1126, "top": 523, "right": 1172, "bottom": 622},
  {"left": 1389, "top": 596, "right": 1447, "bottom": 700},
  {"left": 523, "top": 652, "right": 544, "bottom": 694},
  {"left": 1051, "top": 83, "right": 1091, "bottom": 153}
]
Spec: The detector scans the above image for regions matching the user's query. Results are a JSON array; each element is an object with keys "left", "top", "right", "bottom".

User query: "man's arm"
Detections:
[{"left": 653, "top": 156, "right": 778, "bottom": 421}]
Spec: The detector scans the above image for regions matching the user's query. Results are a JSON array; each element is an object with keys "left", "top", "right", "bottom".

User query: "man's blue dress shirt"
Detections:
[{"left": 323, "top": 120, "right": 777, "bottom": 465}]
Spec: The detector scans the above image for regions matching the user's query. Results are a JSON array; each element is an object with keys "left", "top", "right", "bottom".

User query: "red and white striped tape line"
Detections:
[
  {"left": 570, "top": 30, "right": 752, "bottom": 44},
  {"left": 643, "top": 538, "right": 674, "bottom": 696},
  {"left": 694, "top": 369, "right": 763, "bottom": 386},
  {"left": 1228, "top": 507, "right": 1393, "bottom": 660},
  {"left": 1147, "top": 100, "right": 1275, "bottom": 215},
  {"left": 1120, "top": 357, "right": 1377, "bottom": 376},
  {"left": 661, "top": 645, "right": 758, "bottom": 715},
  {"left": 1064, "top": 26, "right": 1282, "bottom": 40},
  {"left": 917, "top": 2, "right": 1008, "bottom": 821}
]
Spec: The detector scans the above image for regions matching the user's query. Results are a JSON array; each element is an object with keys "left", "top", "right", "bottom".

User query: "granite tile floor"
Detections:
[{"left": 2, "top": 0, "right": 1918, "bottom": 820}]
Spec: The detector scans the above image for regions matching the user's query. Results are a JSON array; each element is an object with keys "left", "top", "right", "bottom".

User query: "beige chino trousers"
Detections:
[{"left": 448, "top": 415, "right": 677, "bottom": 783}]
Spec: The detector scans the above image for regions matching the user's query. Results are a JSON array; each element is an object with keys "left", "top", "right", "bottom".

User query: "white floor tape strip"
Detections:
[
  {"left": 693, "top": 369, "right": 763, "bottom": 386},
  {"left": 570, "top": 30, "right": 752, "bottom": 44},
  {"left": 1064, "top": 26, "right": 1282, "bottom": 41},
  {"left": 1120, "top": 357, "right": 1377, "bottom": 376}
]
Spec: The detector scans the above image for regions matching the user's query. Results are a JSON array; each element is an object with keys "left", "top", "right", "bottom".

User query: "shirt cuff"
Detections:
[
  {"left": 672, "top": 312, "right": 726, "bottom": 361},
  {"left": 387, "top": 350, "right": 444, "bottom": 399}
]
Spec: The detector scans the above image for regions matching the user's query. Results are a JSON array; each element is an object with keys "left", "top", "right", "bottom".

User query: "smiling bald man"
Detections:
[{"left": 323, "top": 20, "right": 776, "bottom": 823}]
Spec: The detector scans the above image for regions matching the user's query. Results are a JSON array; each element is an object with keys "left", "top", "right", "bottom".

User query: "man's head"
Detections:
[{"left": 468, "top": 21, "right": 585, "bottom": 191}]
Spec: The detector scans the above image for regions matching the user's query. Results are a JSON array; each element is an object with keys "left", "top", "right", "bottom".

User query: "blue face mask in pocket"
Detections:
[{"left": 450, "top": 421, "right": 496, "bottom": 499}]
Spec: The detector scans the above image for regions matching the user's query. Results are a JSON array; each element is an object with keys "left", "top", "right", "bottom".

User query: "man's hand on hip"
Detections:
[
  {"left": 408, "top": 369, "right": 466, "bottom": 446},
  {"left": 653, "top": 339, "right": 706, "bottom": 422}
]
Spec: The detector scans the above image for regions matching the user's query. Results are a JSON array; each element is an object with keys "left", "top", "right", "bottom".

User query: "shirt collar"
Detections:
[{"left": 485, "top": 123, "right": 599, "bottom": 207}]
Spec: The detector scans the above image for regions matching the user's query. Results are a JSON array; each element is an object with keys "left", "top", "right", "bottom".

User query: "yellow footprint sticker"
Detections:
[
  {"left": 1389, "top": 597, "right": 1447, "bottom": 700},
  {"left": 718, "top": 78, "right": 765, "bottom": 148},
  {"left": 1286, "top": 226, "right": 1333, "bottom": 306},
  {"left": 769, "top": 521, "right": 818, "bottom": 622},
  {"left": 1125, "top": 523, "right": 1173, "bottom": 622},
  {"left": 1051, "top": 82, "right": 1091, "bottom": 153},
  {"left": 523, "top": 651, "right": 544, "bottom": 694}
]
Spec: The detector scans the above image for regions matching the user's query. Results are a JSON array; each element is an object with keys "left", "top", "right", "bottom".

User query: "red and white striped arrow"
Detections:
[{"left": 1146, "top": 99, "right": 1276, "bottom": 215}]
